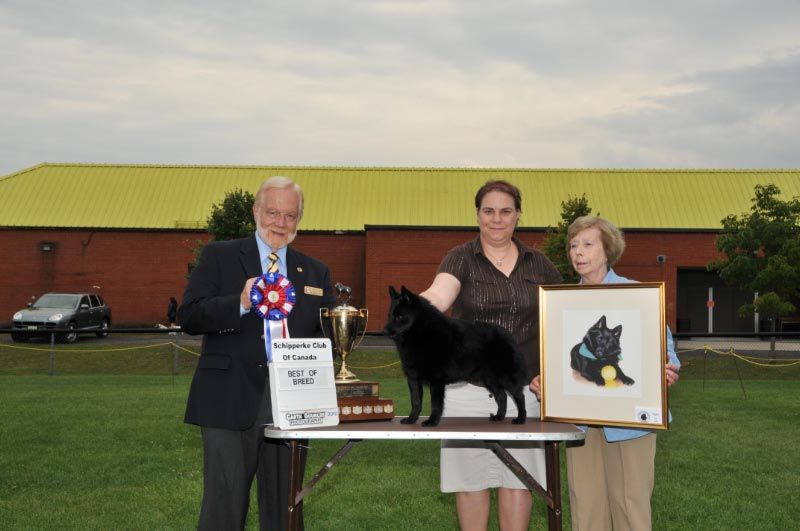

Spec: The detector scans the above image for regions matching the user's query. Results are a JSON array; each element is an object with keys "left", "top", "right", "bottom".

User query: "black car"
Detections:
[{"left": 11, "top": 293, "right": 112, "bottom": 343}]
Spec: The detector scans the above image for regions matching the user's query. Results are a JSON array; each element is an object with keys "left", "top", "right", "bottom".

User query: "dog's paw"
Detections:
[
  {"left": 621, "top": 376, "right": 635, "bottom": 385},
  {"left": 512, "top": 417, "right": 525, "bottom": 425},
  {"left": 489, "top": 414, "right": 505, "bottom": 422},
  {"left": 421, "top": 418, "right": 440, "bottom": 427},
  {"left": 400, "top": 416, "right": 417, "bottom": 424}
]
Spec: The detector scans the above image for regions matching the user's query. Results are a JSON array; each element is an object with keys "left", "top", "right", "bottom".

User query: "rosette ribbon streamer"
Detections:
[{"left": 249, "top": 272, "right": 296, "bottom": 361}]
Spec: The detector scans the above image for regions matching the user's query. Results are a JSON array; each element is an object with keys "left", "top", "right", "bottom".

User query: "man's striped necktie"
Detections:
[{"left": 267, "top": 252, "right": 279, "bottom": 274}]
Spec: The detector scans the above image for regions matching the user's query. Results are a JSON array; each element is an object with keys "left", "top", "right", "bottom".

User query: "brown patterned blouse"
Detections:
[{"left": 437, "top": 236, "right": 562, "bottom": 379}]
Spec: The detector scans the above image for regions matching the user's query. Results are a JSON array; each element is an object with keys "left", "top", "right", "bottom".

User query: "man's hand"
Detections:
[{"left": 240, "top": 277, "right": 258, "bottom": 310}]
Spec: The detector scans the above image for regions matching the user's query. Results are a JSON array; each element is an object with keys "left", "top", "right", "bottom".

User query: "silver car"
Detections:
[{"left": 11, "top": 293, "right": 112, "bottom": 343}]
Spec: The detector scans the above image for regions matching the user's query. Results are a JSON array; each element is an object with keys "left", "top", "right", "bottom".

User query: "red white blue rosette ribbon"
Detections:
[
  {"left": 250, "top": 272, "right": 295, "bottom": 361},
  {"left": 250, "top": 272, "right": 296, "bottom": 320}
]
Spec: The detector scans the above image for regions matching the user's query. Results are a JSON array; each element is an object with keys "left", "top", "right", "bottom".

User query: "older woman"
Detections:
[
  {"left": 532, "top": 215, "right": 680, "bottom": 531},
  {"left": 420, "top": 180, "right": 562, "bottom": 531}
]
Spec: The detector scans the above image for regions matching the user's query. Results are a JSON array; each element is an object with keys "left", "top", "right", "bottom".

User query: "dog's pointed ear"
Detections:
[
  {"left": 388, "top": 285, "right": 399, "bottom": 299},
  {"left": 595, "top": 315, "right": 607, "bottom": 328},
  {"left": 400, "top": 285, "right": 414, "bottom": 303},
  {"left": 612, "top": 324, "right": 622, "bottom": 339}
]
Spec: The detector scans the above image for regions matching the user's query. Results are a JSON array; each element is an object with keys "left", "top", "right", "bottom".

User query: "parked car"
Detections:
[{"left": 11, "top": 293, "right": 111, "bottom": 343}]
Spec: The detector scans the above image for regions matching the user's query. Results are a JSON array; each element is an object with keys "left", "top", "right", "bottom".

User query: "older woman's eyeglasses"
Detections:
[{"left": 260, "top": 209, "right": 299, "bottom": 223}]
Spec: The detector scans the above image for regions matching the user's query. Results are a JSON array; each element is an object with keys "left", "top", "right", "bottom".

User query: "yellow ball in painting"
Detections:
[{"left": 601, "top": 365, "right": 617, "bottom": 383}]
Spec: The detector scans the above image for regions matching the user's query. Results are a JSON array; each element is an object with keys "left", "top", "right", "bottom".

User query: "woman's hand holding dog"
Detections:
[{"left": 529, "top": 375, "right": 541, "bottom": 400}]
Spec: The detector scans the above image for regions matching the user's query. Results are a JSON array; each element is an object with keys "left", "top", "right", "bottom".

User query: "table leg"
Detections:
[
  {"left": 488, "top": 440, "right": 563, "bottom": 531},
  {"left": 285, "top": 439, "right": 360, "bottom": 531},
  {"left": 545, "top": 441, "right": 562, "bottom": 531},
  {"left": 286, "top": 440, "right": 303, "bottom": 531}
]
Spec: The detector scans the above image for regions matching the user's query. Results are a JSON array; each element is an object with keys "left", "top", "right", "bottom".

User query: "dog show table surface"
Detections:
[{"left": 265, "top": 417, "right": 585, "bottom": 530}]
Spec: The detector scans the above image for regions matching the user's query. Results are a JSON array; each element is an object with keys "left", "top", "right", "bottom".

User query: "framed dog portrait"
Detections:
[{"left": 539, "top": 282, "right": 669, "bottom": 430}]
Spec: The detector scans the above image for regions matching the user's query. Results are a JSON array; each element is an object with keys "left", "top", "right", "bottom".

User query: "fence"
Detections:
[
  {"left": 2, "top": 328, "right": 800, "bottom": 377},
  {"left": 0, "top": 327, "right": 201, "bottom": 376},
  {"left": 0, "top": 328, "right": 399, "bottom": 376}
]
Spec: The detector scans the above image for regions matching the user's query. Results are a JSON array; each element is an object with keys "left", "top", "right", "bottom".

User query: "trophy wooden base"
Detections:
[
  {"left": 336, "top": 380, "right": 381, "bottom": 399},
  {"left": 337, "top": 396, "right": 395, "bottom": 422}
]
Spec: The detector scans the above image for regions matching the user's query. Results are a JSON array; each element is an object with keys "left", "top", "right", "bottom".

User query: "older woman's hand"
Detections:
[
  {"left": 666, "top": 363, "right": 680, "bottom": 387},
  {"left": 529, "top": 375, "right": 541, "bottom": 400}
]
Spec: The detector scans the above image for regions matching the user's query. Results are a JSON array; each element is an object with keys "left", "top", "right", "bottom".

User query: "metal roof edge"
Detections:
[
  {"left": 5, "top": 162, "right": 800, "bottom": 174},
  {"left": 364, "top": 225, "right": 723, "bottom": 233},
  {"left": 0, "top": 225, "right": 203, "bottom": 233},
  {"left": 0, "top": 162, "right": 49, "bottom": 181}
]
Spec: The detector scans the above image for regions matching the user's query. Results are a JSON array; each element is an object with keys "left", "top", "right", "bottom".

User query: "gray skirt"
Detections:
[{"left": 440, "top": 383, "right": 546, "bottom": 492}]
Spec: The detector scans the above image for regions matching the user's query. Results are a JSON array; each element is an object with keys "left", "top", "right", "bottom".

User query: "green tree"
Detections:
[
  {"left": 189, "top": 189, "right": 257, "bottom": 277},
  {"left": 206, "top": 188, "right": 257, "bottom": 240},
  {"left": 708, "top": 183, "right": 800, "bottom": 331},
  {"left": 541, "top": 194, "right": 593, "bottom": 283}
]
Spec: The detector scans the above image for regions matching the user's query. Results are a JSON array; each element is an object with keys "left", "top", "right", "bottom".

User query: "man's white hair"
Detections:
[{"left": 254, "top": 176, "right": 304, "bottom": 220}]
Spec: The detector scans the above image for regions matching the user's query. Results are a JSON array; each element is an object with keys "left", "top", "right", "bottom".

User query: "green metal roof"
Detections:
[{"left": 1, "top": 163, "right": 798, "bottom": 231}]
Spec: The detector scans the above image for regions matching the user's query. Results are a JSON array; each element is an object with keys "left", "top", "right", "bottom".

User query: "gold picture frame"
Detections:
[{"left": 539, "top": 282, "right": 669, "bottom": 430}]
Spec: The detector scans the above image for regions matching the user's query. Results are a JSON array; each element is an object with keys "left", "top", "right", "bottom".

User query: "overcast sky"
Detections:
[{"left": 1, "top": 0, "right": 799, "bottom": 176}]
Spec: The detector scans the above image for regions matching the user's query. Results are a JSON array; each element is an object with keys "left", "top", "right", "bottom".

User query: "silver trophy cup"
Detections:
[{"left": 320, "top": 283, "right": 368, "bottom": 382}]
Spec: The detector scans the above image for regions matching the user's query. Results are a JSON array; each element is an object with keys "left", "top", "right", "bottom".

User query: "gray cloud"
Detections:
[
  {"left": 1, "top": 1, "right": 799, "bottom": 174},
  {"left": 579, "top": 50, "right": 800, "bottom": 167}
]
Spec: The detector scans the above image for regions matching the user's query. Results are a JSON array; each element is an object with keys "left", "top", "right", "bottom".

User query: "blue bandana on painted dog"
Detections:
[
  {"left": 578, "top": 342, "right": 622, "bottom": 361},
  {"left": 578, "top": 343, "right": 598, "bottom": 360}
]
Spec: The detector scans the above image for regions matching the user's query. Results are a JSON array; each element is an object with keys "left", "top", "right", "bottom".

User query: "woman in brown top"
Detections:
[{"left": 420, "top": 180, "right": 562, "bottom": 531}]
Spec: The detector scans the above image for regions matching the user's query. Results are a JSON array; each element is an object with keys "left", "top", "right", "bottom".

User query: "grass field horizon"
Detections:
[{"left": 1, "top": 343, "right": 799, "bottom": 529}]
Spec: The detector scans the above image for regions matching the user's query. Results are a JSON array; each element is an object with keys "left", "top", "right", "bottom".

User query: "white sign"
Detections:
[{"left": 269, "top": 338, "right": 339, "bottom": 429}]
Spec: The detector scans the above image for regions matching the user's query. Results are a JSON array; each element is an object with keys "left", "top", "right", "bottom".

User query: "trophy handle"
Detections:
[
  {"left": 319, "top": 308, "right": 338, "bottom": 357},
  {"left": 351, "top": 309, "right": 369, "bottom": 350},
  {"left": 319, "top": 308, "right": 329, "bottom": 338}
]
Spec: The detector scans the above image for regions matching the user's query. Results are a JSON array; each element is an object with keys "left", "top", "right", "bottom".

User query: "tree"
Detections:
[
  {"left": 708, "top": 183, "right": 800, "bottom": 330},
  {"left": 541, "top": 194, "right": 593, "bottom": 283},
  {"left": 189, "top": 189, "right": 257, "bottom": 276},
  {"left": 206, "top": 188, "right": 257, "bottom": 240}
]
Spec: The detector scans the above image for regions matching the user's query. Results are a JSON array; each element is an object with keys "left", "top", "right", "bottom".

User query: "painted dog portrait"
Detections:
[{"left": 570, "top": 315, "right": 635, "bottom": 387}]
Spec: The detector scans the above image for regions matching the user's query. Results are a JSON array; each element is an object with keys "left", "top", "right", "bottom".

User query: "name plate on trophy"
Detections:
[{"left": 269, "top": 338, "right": 339, "bottom": 429}]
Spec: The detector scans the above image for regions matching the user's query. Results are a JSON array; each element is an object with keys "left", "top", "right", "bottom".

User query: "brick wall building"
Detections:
[
  {"left": 0, "top": 226, "right": 721, "bottom": 332},
  {"left": 3, "top": 164, "right": 797, "bottom": 334}
]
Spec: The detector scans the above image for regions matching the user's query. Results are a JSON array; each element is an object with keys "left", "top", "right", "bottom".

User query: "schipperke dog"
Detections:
[
  {"left": 570, "top": 315, "right": 634, "bottom": 387},
  {"left": 384, "top": 285, "right": 528, "bottom": 427}
]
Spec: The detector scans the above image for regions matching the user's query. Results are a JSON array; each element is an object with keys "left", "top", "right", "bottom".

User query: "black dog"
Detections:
[
  {"left": 570, "top": 315, "right": 634, "bottom": 386},
  {"left": 384, "top": 285, "right": 528, "bottom": 427}
]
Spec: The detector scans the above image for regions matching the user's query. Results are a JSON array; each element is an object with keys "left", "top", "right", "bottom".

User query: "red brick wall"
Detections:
[
  {"left": 296, "top": 232, "right": 365, "bottom": 308},
  {"left": 0, "top": 229, "right": 364, "bottom": 327},
  {"left": 1, "top": 229, "right": 203, "bottom": 326},
  {"left": 1, "top": 228, "right": 721, "bottom": 331},
  {"left": 613, "top": 231, "right": 724, "bottom": 328},
  {"left": 363, "top": 229, "right": 722, "bottom": 332}
]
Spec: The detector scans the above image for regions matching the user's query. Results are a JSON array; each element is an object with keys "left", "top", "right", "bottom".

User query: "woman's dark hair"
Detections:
[{"left": 474, "top": 180, "right": 522, "bottom": 211}]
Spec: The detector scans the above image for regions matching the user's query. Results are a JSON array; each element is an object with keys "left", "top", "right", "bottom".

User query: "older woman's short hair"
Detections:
[
  {"left": 474, "top": 180, "right": 522, "bottom": 211},
  {"left": 567, "top": 215, "right": 626, "bottom": 267},
  {"left": 255, "top": 176, "right": 305, "bottom": 221}
]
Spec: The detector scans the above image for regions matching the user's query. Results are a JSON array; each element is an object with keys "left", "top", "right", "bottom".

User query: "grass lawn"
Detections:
[{"left": 1, "top": 342, "right": 799, "bottom": 529}]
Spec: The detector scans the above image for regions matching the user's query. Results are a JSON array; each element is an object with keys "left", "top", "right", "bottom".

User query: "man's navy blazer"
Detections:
[{"left": 179, "top": 236, "right": 335, "bottom": 430}]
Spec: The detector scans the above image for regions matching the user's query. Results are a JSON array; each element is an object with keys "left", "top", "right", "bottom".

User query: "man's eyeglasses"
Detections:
[{"left": 260, "top": 209, "right": 299, "bottom": 223}]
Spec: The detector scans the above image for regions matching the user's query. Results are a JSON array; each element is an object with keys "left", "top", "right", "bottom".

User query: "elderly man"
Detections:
[{"left": 179, "top": 176, "right": 335, "bottom": 530}]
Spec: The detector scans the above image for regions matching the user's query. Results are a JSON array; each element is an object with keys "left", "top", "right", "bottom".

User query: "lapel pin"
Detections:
[{"left": 297, "top": 266, "right": 303, "bottom": 272}]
